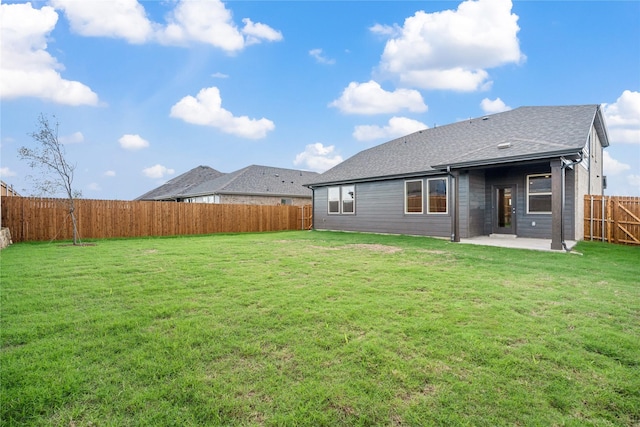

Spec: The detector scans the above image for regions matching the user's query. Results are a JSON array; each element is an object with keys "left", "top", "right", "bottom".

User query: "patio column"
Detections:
[{"left": 550, "top": 159, "right": 563, "bottom": 250}]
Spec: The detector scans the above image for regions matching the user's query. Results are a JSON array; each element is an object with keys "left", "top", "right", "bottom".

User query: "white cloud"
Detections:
[
  {"left": 353, "top": 117, "right": 428, "bottom": 141},
  {"left": 87, "top": 182, "right": 101, "bottom": 191},
  {"left": 0, "top": 2, "right": 99, "bottom": 105},
  {"left": 159, "top": 0, "right": 243, "bottom": 50},
  {"left": 309, "top": 48, "right": 335, "bottom": 65},
  {"left": 170, "top": 87, "right": 275, "bottom": 139},
  {"left": 60, "top": 131, "right": 84, "bottom": 144},
  {"left": 119, "top": 134, "right": 150, "bottom": 150},
  {"left": 294, "top": 143, "right": 343, "bottom": 172},
  {"left": 158, "top": 1, "right": 281, "bottom": 51},
  {"left": 628, "top": 174, "right": 640, "bottom": 191},
  {"left": 50, "top": 0, "right": 281, "bottom": 52},
  {"left": 104, "top": 170, "right": 116, "bottom": 177},
  {"left": 241, "top": 18, "right": 283, "bottom": 45},
  {"left": 211, "top": 72, "right": 229, "bottom": 79},
  {"left": 377, "top": 0, "right": 524, "bottom": 91},
  {"left": 603, "top": 90, "right": 640, "bottom": 144},
  {"left": 603, "top": 151, "right": 631, "bottom": 175},
  {"left": 330, "top": 80, "right": 427, "bottom": 115},
  {"left": 480, "top": 97, "right": 511, "bottom": 114},
  {"left": 142, "top": 164, "right": 175, "bottom": 179},
  {"left": 0, "top": 167, "right": 17, "bottom": 178},
  {"left": 50, "top": 0, "right": 154, "bottom": 44},
  {"left": 369, "top": 23, "right": 401, "bottom": 37}
]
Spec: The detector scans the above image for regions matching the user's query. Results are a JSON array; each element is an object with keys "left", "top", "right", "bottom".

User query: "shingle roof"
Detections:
[
  {"left": 135, "top": 165, "right": 224, "bottom": 200},
  {"left": 183, "top": 165, "right": 318, "bottom": 198},
  {"left": 306, "top": 105, "right": 608, "bottom": 187}
]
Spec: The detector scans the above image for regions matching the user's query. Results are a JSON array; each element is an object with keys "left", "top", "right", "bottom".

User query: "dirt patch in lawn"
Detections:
[{"left": 344, "top": 243, "right": 402, "bottom": 254}]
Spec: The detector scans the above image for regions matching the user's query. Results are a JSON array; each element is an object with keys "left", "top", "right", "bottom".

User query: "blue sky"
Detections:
[{"left": 1, "top": 0, "right": 639, "bottom": 200}]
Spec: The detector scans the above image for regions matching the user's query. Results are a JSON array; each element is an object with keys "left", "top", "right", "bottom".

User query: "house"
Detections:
[
  {"left": 135, "top": 165, "right": 224, "bottom": 201},
  {"left": 1, "top": 181, "right": 21, "bottom": 197},
  {"left": 305, "top": 105, "right": 609, "bottom": 250},
  {"left": 137, "top": 165, "right": 318, "bottom": 207}
]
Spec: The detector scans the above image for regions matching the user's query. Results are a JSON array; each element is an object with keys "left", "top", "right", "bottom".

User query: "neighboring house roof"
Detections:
[
  {"left": 306, "top": 105, "right": 609, "bottom": 187},
  {"left": 135, "top": 165, "right": 224, "bottom": 201},
  {"left": 182, "top": 165, "right": 319, "bottom": 198}
]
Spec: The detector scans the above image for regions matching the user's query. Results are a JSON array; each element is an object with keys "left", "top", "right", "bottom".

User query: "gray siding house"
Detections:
[
  {"left": 137, "top": 165, "right": 318, "bottom": 207},
  {"left": 305, "top": 105, "right": 609, "bottom": 250}
]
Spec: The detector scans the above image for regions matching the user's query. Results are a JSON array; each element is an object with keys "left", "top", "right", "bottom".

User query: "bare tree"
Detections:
[{"left": 19, "top": 114, "right": 82, "bottom": 245}]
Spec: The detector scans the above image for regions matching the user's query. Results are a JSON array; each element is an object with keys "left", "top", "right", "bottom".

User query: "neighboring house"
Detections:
[
  {"left": 0, "top": 181, "right": 20, "bottom": 197},
  {"left": 137, "top": 165, "right": 318, "bottom": 207},
  {"left": 1, "top": 181, "right": 21, "bottom": 197},
  {"left": 136, "top": 165, "right": 224, "bottom": 201},
  {"left": 305, "top": 105, "right": 609, "bottom": 250}
]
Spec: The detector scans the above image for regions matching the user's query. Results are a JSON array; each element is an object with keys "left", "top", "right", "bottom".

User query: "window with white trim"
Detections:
[
  {"left": 184, "top": 195, "right": 220, "bottom": 203},
  {"left": 342, "top": 185, "right": 355, "bottom": 214},
  {"left": 405, "top": 180, "right": 423, "bottom": 214},
  {"left": 328, "top": 185, "right": 355, "bottom": 214},
  {"left": 527, "top": 174, "right": 552, "bottom": 213},
  {"left": 427, "top": 178, "right": 448, "bottom": 214},
  {"left": 328, "top": 187, "right": 340, "bottom": 214}
]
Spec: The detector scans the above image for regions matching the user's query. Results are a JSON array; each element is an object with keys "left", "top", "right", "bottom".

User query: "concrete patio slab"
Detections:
[{"left": 459, "top": 236, "right": 577, "bottom": 253}]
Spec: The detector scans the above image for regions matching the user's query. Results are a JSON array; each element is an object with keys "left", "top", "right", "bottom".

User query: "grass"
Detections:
[{"left": 1, "top": 231, "right": 639, "bottom": 426}]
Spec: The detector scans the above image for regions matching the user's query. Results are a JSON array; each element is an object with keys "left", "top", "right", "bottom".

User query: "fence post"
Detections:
[
  {"left": 589, "top": 195, "right": 593, "bottom": 241},
  {"left": 607, "top": 197, "right": 613, "bottom": 243},
  {"left": 601, "top": 197, "right": 605, "bottom": 242}
]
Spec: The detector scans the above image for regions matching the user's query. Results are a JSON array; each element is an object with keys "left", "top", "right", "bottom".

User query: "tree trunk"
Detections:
[{"left": 69, "top": 199, "right": 79, "bottom": 245}]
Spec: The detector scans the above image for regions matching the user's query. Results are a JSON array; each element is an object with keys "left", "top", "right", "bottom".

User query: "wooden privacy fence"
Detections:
[
  {"left": 584, "top": 195, "right": 640, "bottom": 245},
  {"left": 1, "top": 197, "right": 313, "bottom": 243}
]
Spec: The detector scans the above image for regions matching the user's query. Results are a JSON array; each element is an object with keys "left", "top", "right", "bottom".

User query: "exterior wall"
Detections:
[
  {"left": 481, "top": 163, "right": 576, "bottom": 240},
  {"left": 312, "top": 162, "right": 582, "bottom": 241},
  {"left": 574, "top": 125, "right": 605, "bottom": 240},
  {"left": 458, "top": 170, "right": 486, "bottom": 238},
  {"left": 313, "top": 177, "right": 452, "bottom": 238},
  {"left": 220, "top": 194, "right": 311, "bottom": 206},
  {"left": 1, "top": 182, "right": 20, "bottom": 197}
]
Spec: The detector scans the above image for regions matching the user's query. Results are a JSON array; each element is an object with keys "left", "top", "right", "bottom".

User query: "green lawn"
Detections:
[{"left": 1, "top": 231, "right": 638, "bottom": 426}]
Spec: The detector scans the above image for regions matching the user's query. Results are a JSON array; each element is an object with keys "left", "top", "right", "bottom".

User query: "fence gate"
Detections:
[
  {"left": 584, "top": 195, "right": 640, "bottom": 245},
  {"left": 301, "top": 204, "right": 313, "bottom": 230}
]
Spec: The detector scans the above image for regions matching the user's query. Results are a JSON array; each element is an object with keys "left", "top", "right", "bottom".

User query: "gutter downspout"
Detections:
[
  {"left": 560, "top": 152, "right": 584, "bottom": 251},
  {"left": 310, "top": 188, "right": 315, "bottom": 230}
]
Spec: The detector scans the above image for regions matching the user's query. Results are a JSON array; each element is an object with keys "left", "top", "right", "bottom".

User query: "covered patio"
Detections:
[{"left": 459, "top": 234, "right": 578, "bottom": 253}]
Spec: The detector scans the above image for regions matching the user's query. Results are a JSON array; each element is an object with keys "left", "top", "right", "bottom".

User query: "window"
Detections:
[
  {"left": 427, "top": 178, "right": 448, "bottom": 214},
  {"left": 342, "top": 185, "right": 355, "bottom": 214},
  {"left": 328, "top": 185, "right": 355, "bottom": 214},
  {"left": 527, "top": 174, "right": 552, "bottom": 213},
  {"left": 183, "top": 195, "right": 220, "bottom": 203},
  {"left": 281, "top": 198, "right": 292, "bottom": 205},
  {"left": 328, "top": 187, "right": 340, "bottom": 214},
  {"left": 405, "top": 180, "right": 423, "bottom": 214}
]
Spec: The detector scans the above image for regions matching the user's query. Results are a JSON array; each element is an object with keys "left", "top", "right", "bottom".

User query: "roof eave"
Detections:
[
  {"left": 431, "top": 149, "right": 584, "bottom": 170},
  {"left": 305, "top": 170, "right": 445, "bottom": 188},
  {"left": 215, "top": 190, "right": 312, "bottom": 198},
  {"left": 594, "top": 105, "right": 611, "bottom": 148}
]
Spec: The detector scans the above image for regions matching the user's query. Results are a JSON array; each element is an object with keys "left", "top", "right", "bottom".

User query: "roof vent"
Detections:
[
  {"left": 497, "top": 142, "right": 511, "bottom": 149},
  {"left": 482, "top": 116, "right": 489, "bottom": 121}
]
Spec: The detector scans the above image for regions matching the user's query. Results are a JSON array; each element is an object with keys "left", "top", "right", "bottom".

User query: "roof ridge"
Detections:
[{"left": 215, "top": 166, "right": 251, "bottom": 192}]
